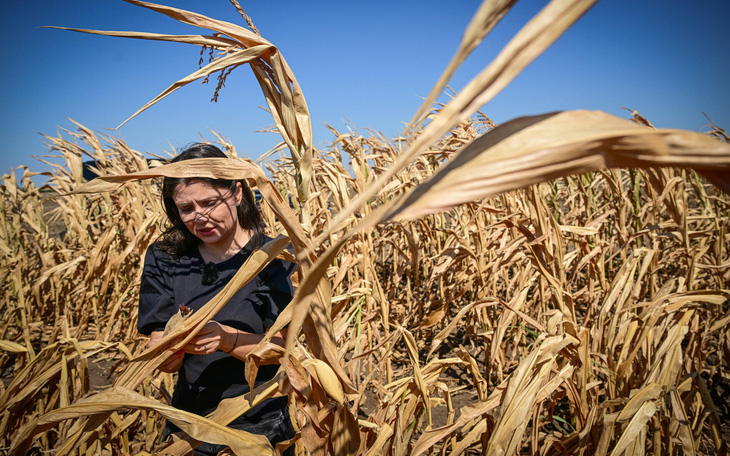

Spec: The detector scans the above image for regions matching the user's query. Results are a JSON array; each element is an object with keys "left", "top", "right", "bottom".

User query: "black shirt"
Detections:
[{"left": 137, "top": 237, "right": 295, "bottom": 422}]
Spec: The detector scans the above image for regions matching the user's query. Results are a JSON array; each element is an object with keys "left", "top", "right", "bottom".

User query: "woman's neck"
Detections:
[{"left": 198, "top": 226, "right": 252, "bottom": 263}]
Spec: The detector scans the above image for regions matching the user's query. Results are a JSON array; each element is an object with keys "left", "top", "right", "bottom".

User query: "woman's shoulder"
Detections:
[{"left": 144, "top": 241, "right": 196, "bottom": 269}]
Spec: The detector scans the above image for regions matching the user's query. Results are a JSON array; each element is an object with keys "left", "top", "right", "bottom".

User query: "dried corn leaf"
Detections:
[
  {"left": 42, "top": 26, "right": 240, "bottom": 48},
  {"left": 615, "top": 383, "right": 662, "bottom": 423},
  {"left": 485, "top": 335, "right": 577, "bottom": 456},
  {"left": 10, "top": 387, "right": 273, "bottom": 456},
  {"left": 402, "top": 328, "right": 431, "bottom": 425},
  {"left": 0, "top": 341, "right": 28, "bottom": 353},
  {"left": 380, "top": 110, "right": 730, "bottom": 222},
  {"left": 609, "top": 401, "right": 657, "bottom": 456}
]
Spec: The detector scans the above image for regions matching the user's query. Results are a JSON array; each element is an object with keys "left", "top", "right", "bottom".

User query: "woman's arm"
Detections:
[
  {"left": 184, "top": 321, "right": 287, "bottom": 365},
  {"left": 148, "top": 331, "right": 184, "bottom": 373}
]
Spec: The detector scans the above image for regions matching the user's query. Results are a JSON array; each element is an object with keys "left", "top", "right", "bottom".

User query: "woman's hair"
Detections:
[{"left": 156, "top": 143, "right": 265, "bottom": 256}]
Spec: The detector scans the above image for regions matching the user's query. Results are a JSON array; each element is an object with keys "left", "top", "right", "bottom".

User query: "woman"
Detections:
[{"left": 137, "top": 143, "right": 296, "bottom": 455}]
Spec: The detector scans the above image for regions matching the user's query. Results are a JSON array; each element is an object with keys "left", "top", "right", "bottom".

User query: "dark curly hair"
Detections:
[{"left": 156, "top": 143, "right": 265, "bottom": 256}]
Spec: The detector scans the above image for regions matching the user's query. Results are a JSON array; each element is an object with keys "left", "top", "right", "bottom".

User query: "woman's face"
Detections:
[{"left": 172, "top": 179, "right": 243, "bottom": 247}]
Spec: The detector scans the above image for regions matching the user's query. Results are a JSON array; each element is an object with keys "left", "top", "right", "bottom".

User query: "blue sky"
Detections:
[{"left": 2, "top": 0, "right": 728, "bottom": 177}]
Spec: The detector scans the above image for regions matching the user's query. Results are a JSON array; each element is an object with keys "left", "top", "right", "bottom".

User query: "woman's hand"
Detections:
[
  {"left": 148, "top": 331, "right": 184, "bottom": 373},
  {"left": 183, "top": 321, "right": 237, "bottom": 355},
  {"left": 180, "top": 321, "right": 287, "bottom": 363}
]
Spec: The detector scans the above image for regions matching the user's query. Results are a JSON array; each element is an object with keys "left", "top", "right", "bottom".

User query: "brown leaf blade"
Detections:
[
  {"left": 609, "top": 401, "right": 657, "bottom": 456},
  {"left": 116, "top": 45, "right": 273, "bottom": 129},
  {"left": 41, "top": 26, "right": 240, "bottom": 48},
  {"left": 10, "top": 387, "right": 273, "bottom": 456},
  {"left": 381, "top": 110, "right": 730, "bottom": 222}
]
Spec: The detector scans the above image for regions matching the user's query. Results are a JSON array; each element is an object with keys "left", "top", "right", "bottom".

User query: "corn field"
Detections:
[{"left": 2, "top": 0, "right": 729, "bottom": 455}]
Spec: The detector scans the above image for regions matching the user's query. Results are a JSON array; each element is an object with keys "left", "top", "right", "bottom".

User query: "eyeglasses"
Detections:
[{"left": 176, "top": 192, "right": 234, "bottom": 223}]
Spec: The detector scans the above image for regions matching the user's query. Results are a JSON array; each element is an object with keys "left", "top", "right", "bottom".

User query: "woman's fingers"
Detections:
[
  {"left": 183, "top": 321, "right": 226, "bottom": 354},
  {"left": 163, "top": 350, "right": 183, "bottom": 365},
  {"left": 159, "top": 349, "right": 184, "bottom": 372},
  {"left": 148, "top": 330, "right": 164, "bottom": 349},
  {"left": 184, "top": 340, "right": 209, "bottom": 353}
]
